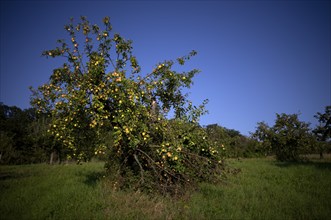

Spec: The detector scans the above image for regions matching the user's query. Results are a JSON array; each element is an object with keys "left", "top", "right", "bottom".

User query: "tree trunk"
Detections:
[
  {"left": 50, "top": 151, "right": 54, "bottom": 165},
  {"left": 57, "top": 151, "right": 61, "bottom": 164},
  {"left": 320, "top": 151, "right": 324, "bottom": 159}
]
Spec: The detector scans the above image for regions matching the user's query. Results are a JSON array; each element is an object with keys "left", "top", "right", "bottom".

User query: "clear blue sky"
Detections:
[{"left": 1, "top": 1, "right": 330, "bottom": 135}]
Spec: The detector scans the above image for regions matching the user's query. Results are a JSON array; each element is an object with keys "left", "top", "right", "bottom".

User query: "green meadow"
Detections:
[{"left": 1, "top": 156, "right": 331, "bottom": 220}]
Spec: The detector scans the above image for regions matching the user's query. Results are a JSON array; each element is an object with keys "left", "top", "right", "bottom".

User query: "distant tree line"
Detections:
[
  {"left": 206, "top": 106, "right": 331, "bottom": 161},
  {"left": 1, "top": 102, "right": 329, "bottom": 165},
  {"left": 0, "top": 103, "right": 63, "bottom": 164},
  {"left": 205, "top": 124, "right": 264, "bottom": 158}
]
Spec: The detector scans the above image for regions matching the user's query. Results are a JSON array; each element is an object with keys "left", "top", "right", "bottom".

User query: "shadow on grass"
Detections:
[
  {"left": 80, "top": 171, "right": 105, "bottom": 187},
  {"left": 0, "top": 172, "right": 21, "bottom": 181},
  {"left": 0, "top": 170, "right": 35, "bottom": 181},
  {"left": 274, "top": 160, "right": 331, "bottom": 171}
]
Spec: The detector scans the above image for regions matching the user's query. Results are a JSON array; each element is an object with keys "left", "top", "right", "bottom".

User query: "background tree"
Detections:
[
  {"left": 0, "top": 131, "right": 15, "bottom": 164},
  {"left": 251, "top": 121, "right": 273, "bottom": 156},
  {"left": 252, "top": 113, "right": 312, "bottom": 162},
  {"left": 206, "top": 124, "right": 263, "bottom": 158},
  {"left": 28, "top": 114, "right": 64, "bottom": 164},
  {"left": 30, "top": 16, "right": 224, "bottom": 195},
  {"left": 272, "top": 113, "right": 311, "bottom": 161},
  {"left": 313, "top": 106, "right": 331, "bottom": 159},
  {"left": 0, "top": 103, "right": 48, "bottom": 164}
]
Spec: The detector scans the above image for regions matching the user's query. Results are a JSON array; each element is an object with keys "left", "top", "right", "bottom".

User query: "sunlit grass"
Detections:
[
  {"left": 1, "top": 157, "right": 331, "bottom": 219},
  {"left": 0, "top": 163, "right": 106, "bottom": 220},
  {"left": 185, "top": 157, "right": 331, "bottom": 219}
]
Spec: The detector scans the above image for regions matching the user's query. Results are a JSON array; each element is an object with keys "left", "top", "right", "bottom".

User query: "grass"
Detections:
[
  {"left": 186, "top": 157, "right": 331, "bottom": 219},
  {"left": 1, "top": 156, "right": 331, "bottom": 219},
  {"left": 0, "top": 163, "right": 106, "bottom": 220}
]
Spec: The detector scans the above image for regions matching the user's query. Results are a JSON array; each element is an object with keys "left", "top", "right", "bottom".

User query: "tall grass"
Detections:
[
  {"left": 0, "top": 163, "right": 106, "bottom": 219},
  {"left": 185, "top": 157, "right": 331, "bottom": 219},
  {"left": 1, "top": 157, "right": 331, "bottom": 219}
]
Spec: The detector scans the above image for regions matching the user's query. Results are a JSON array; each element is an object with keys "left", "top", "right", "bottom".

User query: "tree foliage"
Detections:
[
  {"left": 0, "top": 103, "right": 50, "bottom": 164},
  {"left": 312, "top": 106, "right": 331, "bottom": 158},
  {"left": 250, "top": 121, "right": 273, "bottom": 156},
  {"left": 313, "top": 106, "right": 331, "bottom": 141},
  {"left": 252, "top": 113, "right": 313, "bottom": 161},
  {"left": 272, "top": 113, "right": 311, "bottom": 161},
  {"left": 206, "top": 124, "right": 263, "bottom": 158},
  {"left": 30, "top": 16, "right": 224, "bottom": 194}
]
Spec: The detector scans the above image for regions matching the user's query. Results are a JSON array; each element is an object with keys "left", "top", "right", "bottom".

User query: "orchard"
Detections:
[{"left": 30, "top": 16, "right": 225, "bottom": 194}]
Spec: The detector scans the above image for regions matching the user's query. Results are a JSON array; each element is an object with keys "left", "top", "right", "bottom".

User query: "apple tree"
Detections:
[{"left": 30, "top": 16, "right": 224, "bottom": 194}]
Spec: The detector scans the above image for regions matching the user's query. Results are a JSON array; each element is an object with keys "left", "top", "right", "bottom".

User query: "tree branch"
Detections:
[{"left": 133, "top": 153, "right": 144, "bottom": 183}]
